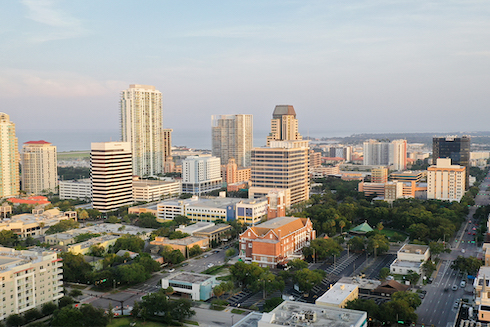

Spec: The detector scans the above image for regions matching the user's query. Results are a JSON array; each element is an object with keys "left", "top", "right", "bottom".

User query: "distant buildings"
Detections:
[
  {"left": 239, "top": 216, "right": 315, "bottom": 268},
  {"left": 433, "top": 136, "right": 470, "bottom": 189},
  {"left": 121, "top": 84, "right": 164, "bottom": 177},
  {"left": 0, "top": 113, "right": 19, "bottom": 198},
  {"left": 221, "top": 158, "right": 251, "bottom": 185},
  {"left": 181, "top": 155, "right": 222, "bottom": 195},
  {"left": 212, "top": 114, "right": 253, "bottom": 168},
  {"left": 91, "top": 142, "right": 133, "bottom": 212},
  {"left": 21, "top": 141, "right": 57, "bottom": 195},
  {"left": 427, "top": 158, "right": 466, "bottom": 202},
  {"left": 0, "top": 247, "right": 63, "bottom": 319},
  {"left": 371, "top": 167, "right": 388, "bottom": 183},
  {"left": 363, "top": 139, "right": 407, "bottom": 171}
]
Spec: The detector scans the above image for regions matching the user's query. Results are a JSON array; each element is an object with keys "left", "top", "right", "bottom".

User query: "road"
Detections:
[{"left": 416, "top": 170, "right": 490, "bottom": 327}]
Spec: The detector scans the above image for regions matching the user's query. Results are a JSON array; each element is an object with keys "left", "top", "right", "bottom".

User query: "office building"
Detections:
[
  {"left": 212, "top": 114, "right": 253, "bottom": 167},
  {"left": 59, "top": 179, "right": 92, "bottom": 200},
  {"left": 221, "top": 158, "right": 251, "bottom": 185},
  {"left": 121, "top": 84, "right": 164, "bottom": 177},
  {"left": 0, "top": 113, "right": 19, "bottom": 198},
  {"left": 21, "top": 141, "right": 57, "bottom": 195},
  {"left": 266, "top": 105, "right": 302, "bottom": 146},
  {"left": 390, "top": 244, "right": 430, "bottom": 275},
  {"left": 0, "top": 247, "right": 63, "bottom": 320},
  {"left": 132, "top": 178, "right": 181, "bottom": 202},
  {"left": 363, "top": 139, "right": 407, "bottom": 171},
  {"left": 239, "top": 216, "right": 315, "bottom": 268},
  {"left": 250, "top": 140, "right": 309, "bottom": 207},
  {"left": 91, "top": 142, "right": 133, "bottom": 212},
  {"left": 181, "top": 155, "right": 222, "bottom": 195},
  {"left": 427, "top": 158, "right": 466, "bottom": 202},
  {"left": 316, "top": 283, "right": 359, "bottom": 308},
  {"left": 371, "top": 167, "right": 388, "bottom": 183},
  {"left": 162, "top": 272, "right": 218, "bottom": 301},
  {"left": 433, "top": 136, "right": 470, "bottom": 189}
]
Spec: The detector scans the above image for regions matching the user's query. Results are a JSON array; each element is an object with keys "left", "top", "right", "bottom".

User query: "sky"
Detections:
[{"left": 2, "top": 0, "right": 490, "bottom": 148}]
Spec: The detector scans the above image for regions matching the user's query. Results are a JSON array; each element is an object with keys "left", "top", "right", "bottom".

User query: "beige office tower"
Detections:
[
  {"left": 91, "top": 142, "right": 133, "bottom": 212},
  {"left": 121, "top": 84, "right": 164, "bottom": 177},
  {"left": 266, "top": 105, "right": 302, "bottom": 146},
  {"left": 250, "top": 140, "right": 310, "bottom": 207},
  {"left": 0, "top": 113, "right": 19, "bottom": 198},
  {"left": 212, "top": 114, "right": 253, "bottom": 168},
  {"left": 21, "top": 141, "right": 57, "bottom": 195}
]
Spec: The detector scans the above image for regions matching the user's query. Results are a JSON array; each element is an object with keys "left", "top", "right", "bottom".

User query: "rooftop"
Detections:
[
  {"left": 337, "top": 277, "right": 381, "bottom": 290},
  {"left": 167, "top": 272, "right": 214, "bottom": 284},
  {"left": 316, "top": 283, "right": 358, "bottom": 306},
  {"left": 272, "top": 105, "right": 296, "bottom": 118},
  {"left": 256, "top": 301, "right": 366, "bottom": 327},
  {"left": 0, "top": 247, "right": 58, "bottom": 273},
  {"left": 399, "top": 244, "right": 429, "bottom": 254},
  {"left": 24, "top": 140, "right": 51, "bottom": 145},
  {"left": 133, "top": 179, "right": 179, "bottom": 187},
  {"left": 390, "top": 259, "right": 422, "bottom": 269}
]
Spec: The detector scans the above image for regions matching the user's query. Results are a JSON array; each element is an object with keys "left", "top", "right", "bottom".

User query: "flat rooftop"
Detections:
[
  {"left": 159, "top": 196, "right": 266, "bottom": 209},
  {"left": 163, "top": 236, "right": 207, "bottom": 246},
  {"left": 133, "top": 180, "right": 179, "bottom": 187},
  {"left": 337, "top": 277, "right": 381, "bottom": 290},
  {"left": 177, "top": 222, "right": 214, "bottom": 234},
  {"left": 167, "top": 272, "right": 213, "bottom": 284},
  {"left": 254, "top": 216, "right": 300, "bottom": 229},
  {"left": 316, "top": 283, "right": 358, "bottom": 306},
  {"left": 0, "top": 247, "right": 58, "bottom": 272},
  {"left": 390, "top": 259, "right": 422, "bottom": 269},
  {"left": 399, "top": 244, "right": 429, "bottom": 254},
  {"left": 259, "top": 301, "right": 366, "bottom": 327}
]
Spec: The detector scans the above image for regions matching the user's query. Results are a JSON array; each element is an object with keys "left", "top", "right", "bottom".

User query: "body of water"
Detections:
[{"left": 16, "top": 128, "right": 353, "bottom": 152}]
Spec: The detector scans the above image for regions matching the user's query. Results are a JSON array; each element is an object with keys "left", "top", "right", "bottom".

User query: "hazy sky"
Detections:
[{"left": 2, "top": 0, "right": 490, "bottom": 142}]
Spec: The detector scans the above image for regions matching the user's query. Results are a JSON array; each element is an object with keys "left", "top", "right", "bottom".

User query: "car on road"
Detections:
[
  {"left": 473, "top": 227, "right": 477, "bottom": 230},
  {"left": 468, "top": 232, "right": 472, "bottom": 235},
  {"left": 168, "top": 268, "right": 175, "bottom": 273},
  {"left": 207, "top": 263, "right": 214, "bottom": 268},
  {"left": 182, "top": 263, "right": 188, "bottom": 267},
  {"left": 460, "top": 281, "right": 466, "bottom": 287},
  {"left": 452, "top": 285, "right": 458, "bottom": 291},
  {"left": 454, "top": 301, "right": 459, "bottom": 308},
  {"left": 203, "top": 254, "right": 209, "bottom": 258}
]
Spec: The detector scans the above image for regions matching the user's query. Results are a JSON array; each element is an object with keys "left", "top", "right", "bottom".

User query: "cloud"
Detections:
[
  {"left": 21, "top": 0, "right": 89, "bottom": 42},
  {"left": 0, "top": 69, "right": 126, "bottom": 97}
]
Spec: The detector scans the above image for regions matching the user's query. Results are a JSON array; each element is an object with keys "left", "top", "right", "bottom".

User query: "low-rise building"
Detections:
[
  {"left": 0, "top": 208, "right": 75, "bottom": 238},
  {"left": 233, "top": 301, "right": 367, "bottom": 327},
  {"left": 7, "top": 196, "right": 51, "bottom": 207},
  {"left": 157, "top": 195, "right": 267, "bottom": 225},
  {"left": 390, "top": 243, "right": 430, "bottom": 275},
  {"left": 132, "top": 179, "right": 181, "bottom": 202},
  {"left": 474, "top": 266, "right": 490, "bottom": 322},
  {"left": 161, "top": 272, "right": 217, "bottom": 301},
  {"left": 150, "top": 236, "right": 209, "bottom": 255},
  {"left": 127, "top": 203, "right": 158, "bottom": 216},
  {"left": 59, "top": 179, "right": 92, "bottom": 200},
  {"left": 176, "top": 222, "right": 232, "bottom": 243},
  {"left": 239, "top": 216, "right": 315, "bottom": 268},
  {"left": 315, "top": 283, "right": 358, "bottom": 308},
  {"left": 0, "top": 247, "right": 63, "bottom": 320},
  {"left": 65, "top": 235, "right": 119, "bottom": 255}
]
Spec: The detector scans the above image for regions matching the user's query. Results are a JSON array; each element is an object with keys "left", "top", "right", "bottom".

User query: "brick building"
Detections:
[{"left": 239, "top": 216, "right": 315, "bottom": 268}]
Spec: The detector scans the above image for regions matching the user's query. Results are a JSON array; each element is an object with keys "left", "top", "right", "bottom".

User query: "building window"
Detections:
[{"left": 248, "top": 243, "right": 252, "bottom": 248}]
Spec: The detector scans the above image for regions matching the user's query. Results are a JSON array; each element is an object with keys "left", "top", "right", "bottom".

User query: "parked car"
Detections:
[
  {"left": 460, "top": 281, "right": 466, "bottom": 287},
  {"left": 452, "top": 285, "right": 458, "bottom": 291},
  {"left": 168, "top": 268, "right": 175, "bottom": 273},
  {"left": 207, "top": 263, "right": 214, "bottom": 268},
  {"left": 454, "top": 301, "right": 459, "bottom": 308}
]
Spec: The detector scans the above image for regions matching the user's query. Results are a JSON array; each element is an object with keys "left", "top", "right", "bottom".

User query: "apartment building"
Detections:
[
  {"left": 221, "top": 158, "right": 251, "bottom": 185},
  {"left": 21, "top": 141, "right": 57, "bottom": 195},
  {"left": 239, "top": 216, "right": 315, "bottom": 268},
  {"left": 132, "top": 179, "right": 181, "bottom": 202},
  {"left": 0, "top": 247, "right": 63, "bottom": 320},
  {"left": 371, "top": 167, "right": 388, "bottom": 183},
  {"left": 0, "top": 113, "right": 19, "bottom": 198},
  {"left": 427, "top": 158, "right": 466, "bottom": 202},
  {"left": 181, "top": 155, "right": 222, "bottom": 195},
  {"left": 475, "top": 266, "right": 490, "bottom": 322}
]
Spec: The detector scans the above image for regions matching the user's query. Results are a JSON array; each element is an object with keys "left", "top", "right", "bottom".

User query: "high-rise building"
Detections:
[
  {"left": 212, "top": 114, "right": 253, "bottom": 168},
  {"left": 363, "top": 139, "right": 407, "bottom": 171},
  {"left": 0, "top": 113, "right": 19, "bottom": 198},
  {"left": 162, "top": 128, "right": 173, "bottom": 161},
  {"left": 181, "top": 155, "right": 222, "bottom": 195},
  {"left": 21, "top": 141, "right": 57, "bottom": 195},
  {"left": 371, "top": 167, "right": 389, "bottom": 183},
  {"left": 91, "top": 142, "right": 133, "bottom": 212},
  {"left": 266, "top": 105, "right": 302, "bottom": 146},
  {"left": 121, "top": 84, "right": 163, "bottom": 177},
  {"left": 433, "top": 136, "right": 470, "bottom": 189},
  {"left": 427, "top": 158, "right": 466, "bottom": 202},
  {"left": 250, "top": 140, "right": 310, "bottom": 206}
]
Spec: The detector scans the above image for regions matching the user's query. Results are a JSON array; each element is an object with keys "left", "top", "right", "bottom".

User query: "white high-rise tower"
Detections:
[
  {"left": 212, "top": 114, "right": 253, "bottom": 167},
  {"left": 21, "top": 141, "right": 57, "bottom": 194},
  {"left": 0, "top": 113, "right": 19, "bottom": 198},
  {"left": 121, "top": 84, "right": 163, "bottom": 177}
]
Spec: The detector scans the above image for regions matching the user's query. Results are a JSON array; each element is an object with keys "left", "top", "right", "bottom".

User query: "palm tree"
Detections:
[{"left": 339, "top": 220, "right": 346, "bottom": 234}]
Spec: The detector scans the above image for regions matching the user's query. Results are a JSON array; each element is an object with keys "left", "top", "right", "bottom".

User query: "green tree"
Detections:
[
  {"left": 23, "top": 308, "right": 42, "bottom": 323},
  {"left": 113, "top": 234, "right": 145, "bottom": 253},
  {"left": 429, "top": 241, "right": 450, "bottom": 257},
  {"left": 61, "top": 252, "right": 93, "bottom": 283},
  {"left": 303, "top": 238, "right": 343, "bottom": 261},
  {"left": 188, "top": 244, "right": 203, "bottom": 257},
  {"left": 287, "top": 258, "right": 308, "bottom": 271},
  {"left": 68, "top": 289, "right": 83, "bottom": 298},
  {"left": 46, "top": 219, "right": 79, "bottom": 234},
  {"left": 168, "top": 231, "right": 190, "bottom": 240},
  {"left": 41, "top": 302, "right": 58, "bottom": 316},
  {"left": 345, "top": 298, "right": 379, "bottom": 322},
  {"left": 292, "top": 268, "right": 325, "bottom": 293},
  {"left": 6, "top": 314, "right": 24, "bottom": 327},
  {"left": 263, "top": 297, "right": 284, "bottom": 312},
  {"left": 137, "top": 212, "right": 161, "bottom": 228},
  {"left": 422, "top": 260, "right": 436, "bottom": 277},
  {"left": 213, "top": 284, "right": 224, "bottom": 299},
  {"left": 451, "top": 256, "right": 482, "bottom": 275},
  {"left": 174, "top": 215, "right": 190, "bottom": 225},
  {"left": 392, "top": 291, "right": 422, "bottom": 309},
  {"left": 115, "top": 263, "right": 150, "bottom": 285},
  {"left": 134, "top": 253, "right": 161, "bottom": 272},
  {"left": 379, "top": 267, "right": 390, "bottom": 280},
  {"left": 367, "top": 233, "right": 390, "bottom": 256},
  {"left": 0, "top": 230, "right": 19, "bottom": 247},
  {"left": 347, "top": 236, "right": 366, "bottom": 252},
  {"left": 106, "top": 216, "right": 119, "bottom": 223},
  {"left": 58, "top": 296, "right": 75, "bottom": 309},
  {"left": 160, "top": 247, "right": 185, "bottom": 264},
  {"left": 78, "top": 210, "right": 89, "bottom": 220}
]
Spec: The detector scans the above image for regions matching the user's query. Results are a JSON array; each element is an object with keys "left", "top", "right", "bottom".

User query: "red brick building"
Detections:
[{"left": 239, "top": 216, "right": 315, "bottom": 268}]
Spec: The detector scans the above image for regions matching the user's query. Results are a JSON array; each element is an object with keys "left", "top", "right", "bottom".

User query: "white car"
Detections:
[
  {"left": 460, "top": 281, "right": 466, "bottom": 288},
  {"left": 168, "top": 268, "right": 175, "bottom": 273},
  {"left": 207, "top": 263, "right": 214, "bottom": 268}
]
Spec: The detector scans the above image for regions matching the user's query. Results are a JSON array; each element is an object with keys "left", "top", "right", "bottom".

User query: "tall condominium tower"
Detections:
[
  {"left": 182, "top": 155, "right": 222, "bottom": 195},
  {"left": 91, "top": 142, "right": 133, "bottom": 212},
  {"left": 212, "top": 114, "right": 253, "bottom": 167},
  {"left": 121, "top": 84, "right": 163, "bottom": 177},
  {"left": 21, "top": 141, "right": 57, "bottom": 194},
  {"left": 0, "top": 113, "right": 19, "bottom": 198},
  {"left": 433, "top": 136, "right": 470, "bottom": 189},
  {"left": 266, "top": 105, "right": 302, "bottom": 146},
  {"left": 363, "top": 139, "right": 407, "bottom": 171}
]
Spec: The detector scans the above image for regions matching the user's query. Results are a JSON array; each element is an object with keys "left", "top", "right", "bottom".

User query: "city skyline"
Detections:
[{"left": 3, "top": 1, "right": 490, "bottom": 142}]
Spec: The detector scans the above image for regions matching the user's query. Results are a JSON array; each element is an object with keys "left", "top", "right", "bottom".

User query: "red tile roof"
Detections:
[
  {"left": 24, "top": 140, "right": 51, "bottom": 144},
  {"left": 7, "top": 196, "right": 50, "bottom": 205}
]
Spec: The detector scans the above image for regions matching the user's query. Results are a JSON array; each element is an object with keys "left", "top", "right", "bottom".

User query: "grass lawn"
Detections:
[
  {"left": 108, "top": 317, "right": 167, "bottom": 327},
  {"left": 231, "top": 309, "right": 246, "bottom": 314},
  {"left": 69, "top": 284, "right": 87, "bottom": 290},
  {"left": 380, "top": 228, "right": 408, "bottom": 240},
  {"left": 58, "top": 151, "right": 90, "bottom": 160},
  {"left": 201, "top": 265, "right": 229, "bottom": 275}
]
